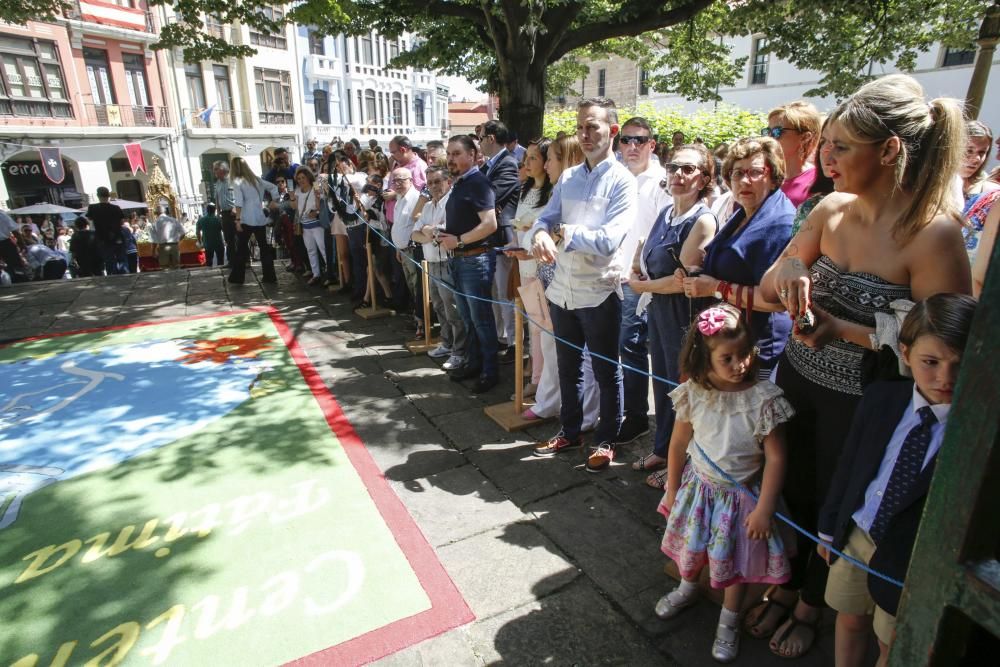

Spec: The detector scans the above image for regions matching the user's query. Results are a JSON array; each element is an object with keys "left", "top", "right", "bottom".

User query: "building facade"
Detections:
[
  {"left": 1, "top": 8, "right": 451, "bottom": 216},
  {"left": 297, "top": 27, "right": 449, "bottom": 147},
  {"left": 0, "top": 0, "right": 177, "bottom": 211}
]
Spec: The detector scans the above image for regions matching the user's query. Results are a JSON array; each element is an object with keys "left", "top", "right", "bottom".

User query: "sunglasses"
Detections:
[
  {"left": 760, "top": 127, "right": 800, "bottom": 140},
  {"left": 619, "top": 135, "right": 652, "bottom": 146},
  {"left": 665, "top": 162, "right": 700, "bottom": 176}
]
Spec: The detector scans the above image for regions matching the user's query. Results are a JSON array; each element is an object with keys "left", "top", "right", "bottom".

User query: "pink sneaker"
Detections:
[{"left": 521, "top": 408, "right": 540, "bottom": 420}]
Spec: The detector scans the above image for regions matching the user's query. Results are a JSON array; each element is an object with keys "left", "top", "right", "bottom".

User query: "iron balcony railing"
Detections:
[{"left": 83, "top": 103, "right": 169, "bottom": 127}]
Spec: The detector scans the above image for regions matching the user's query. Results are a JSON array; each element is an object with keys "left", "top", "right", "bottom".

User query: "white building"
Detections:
[
  {"left": 296, "top": 27, "right": 449, "bottom": 147},
  {"left": 644, "top": 36, "right": 1000, "bottom": 143},
  {"left": 159, "top": 6, "right": 305, "bottom": 214}
]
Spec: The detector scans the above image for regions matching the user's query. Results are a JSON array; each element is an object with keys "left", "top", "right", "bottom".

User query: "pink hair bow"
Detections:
[{"left": 697, "top": 307, "right": 729, "bottom": 336}]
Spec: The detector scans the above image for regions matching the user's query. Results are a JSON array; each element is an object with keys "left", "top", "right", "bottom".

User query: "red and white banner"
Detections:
[
  {"left": 124, "top": 142, "right": 146, "bottom": 175},
  {"left": 38, "top": 147, "right": 65, "bottom": 184}
]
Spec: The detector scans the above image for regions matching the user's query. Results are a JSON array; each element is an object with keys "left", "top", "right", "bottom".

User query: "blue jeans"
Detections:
[
  {"left": 619, "top": 283, "right": 649, "bottom": 423},
  {"left": 549, "top": 293, "right": 623, "bottom": 443},
  {"left": 449, "top": 252, "right": 498, "bottom": 379}
]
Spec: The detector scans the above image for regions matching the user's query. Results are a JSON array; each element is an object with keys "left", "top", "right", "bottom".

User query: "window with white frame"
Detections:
[
  {"left": 750, "top": 36, "right": 769, "bottom": 85},
  {"left": 0, "top": 35, "right": 72, "bottom": 117},
  {"left": 254, "top": 67, "right": 293, "bottom": 124},
  {"left": 249, "top": 6, "right": 287, "bottom": 49}
]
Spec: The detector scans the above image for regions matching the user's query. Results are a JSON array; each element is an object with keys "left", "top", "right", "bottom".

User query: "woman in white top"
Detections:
[
  {"left": 228, "top": 157, "right": 279, "bottom": 285},
  {"left": 291, "top": 166, "right": 326, "bottom": 286}
]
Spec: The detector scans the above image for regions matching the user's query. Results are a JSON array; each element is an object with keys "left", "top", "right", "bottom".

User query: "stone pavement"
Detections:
[{"left": 0, "top": 266, "right": 836, "bottom": 666}]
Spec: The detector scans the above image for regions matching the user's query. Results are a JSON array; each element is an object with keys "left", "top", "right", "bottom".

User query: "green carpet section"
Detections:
[{"left": 0, "top": 312, "right": 432, "bottom": 666}]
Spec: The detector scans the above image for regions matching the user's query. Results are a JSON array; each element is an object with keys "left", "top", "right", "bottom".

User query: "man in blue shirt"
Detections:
[
  {"left": 528, "top": 97, "right": 637, "bottom": 472},
  {"left": 263, "top": 148, "right": 299, "bottom": 185},
  {"left": 437, "top": 135, "right": 500, "bottom": 394}
]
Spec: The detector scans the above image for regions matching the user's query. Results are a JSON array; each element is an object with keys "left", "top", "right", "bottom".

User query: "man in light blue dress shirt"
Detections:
[{"left": 528, "top": 97, "right": 637, "bottom": 472}]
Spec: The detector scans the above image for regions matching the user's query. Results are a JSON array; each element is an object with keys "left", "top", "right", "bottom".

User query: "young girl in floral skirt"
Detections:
[{"left": 656, "top": 303, "right": 793, "bottom": 662}]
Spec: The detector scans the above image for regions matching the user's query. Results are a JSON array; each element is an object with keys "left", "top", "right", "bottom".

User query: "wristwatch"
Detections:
[{"left": 456, "top": 236, "right": 466, "bottom": 250}]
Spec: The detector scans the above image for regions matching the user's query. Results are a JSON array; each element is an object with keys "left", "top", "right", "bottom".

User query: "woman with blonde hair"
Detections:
[
  {"left": 763, "top": 101, "right": 822, "bottom": 208},
  {"left": 754, "top": 74, "right": 971, "bottom": 660},
  {"left": 228, "top": 156, "right": 279, "bottom": 285}
]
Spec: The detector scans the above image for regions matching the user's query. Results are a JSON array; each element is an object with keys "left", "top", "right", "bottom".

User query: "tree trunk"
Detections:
[{"left": 496, "top": 58, "right": 547, "bottom": 144}]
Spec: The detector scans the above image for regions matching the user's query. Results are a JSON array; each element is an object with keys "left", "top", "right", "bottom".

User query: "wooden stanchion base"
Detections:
[
  {"left": 404, "top": 337, "right": 441, "bottom": 354},
  {"left": 355, "top": 306, "right": 394, "bottom": 319},
  {"left": 484, "top": 400, "right": 552, "bottom": 432}
]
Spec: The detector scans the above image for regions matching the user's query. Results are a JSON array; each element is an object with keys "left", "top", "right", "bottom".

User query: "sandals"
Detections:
[
  {"left": 769, "top": 614, "right": 819, "bottom": 659},
  {"left": 632, "top": 453, "right": 667, "bottom": 471},
  {"left": 743, "top": 597, "right": 792, "bottom": 639},
  {"left": 645, "top": 469, "right": 668, "bottom": 489}
]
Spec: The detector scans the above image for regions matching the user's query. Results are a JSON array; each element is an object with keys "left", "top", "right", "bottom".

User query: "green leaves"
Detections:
[{"left": 543, "top": 102, "right": 768, "bottom": 148}]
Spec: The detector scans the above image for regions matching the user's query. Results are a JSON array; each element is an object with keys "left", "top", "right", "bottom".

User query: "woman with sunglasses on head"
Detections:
[
  {"left": 764, "top": 102, "right": 822, "bottom": 208},
  {"left": 753, "top": 74, "right": 971, "bottom": 660},
  {"left": 627, "top": 144, "right": 719, "bottom": 487},
  {"left": 678, "top": 136, "right": 795, "bottom": 377}
]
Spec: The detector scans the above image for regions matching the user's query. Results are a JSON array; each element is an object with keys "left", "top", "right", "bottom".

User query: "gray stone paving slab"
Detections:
[
  {"left": 388, "top": 464, "right": 526, "bottom": 548},
  {"left": 371, "top": 627, "right": 482, "bottom": 667},
  {"left": 436, "top": 522, "right": 580, "bottom": 621},
  {"left": 524, "top": 484, "right": 666, "bottom": 605},
  {"left": 465, "top": 578, "right": 669, "bottom": 665},
  {"left": 431, "top": 406, "right": 522, "bottom": 453},
  {"left": 464, "top": 440, "right": 587, "bottom": 507}
]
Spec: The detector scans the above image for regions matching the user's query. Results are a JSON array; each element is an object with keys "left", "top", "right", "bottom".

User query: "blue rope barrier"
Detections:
[{"left": 358, "top": 217, "right": 904, "bottom": 589}]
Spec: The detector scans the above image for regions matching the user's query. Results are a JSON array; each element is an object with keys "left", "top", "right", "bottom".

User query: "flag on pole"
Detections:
[
  {"left": 123, "top": 143, "right": 147, "bottom": 175},
  {"left": 38, "top": 147, "right": 64, "bottom": 184},
  {"left": 198, "top": 104, "right": 217, "bottom": 125},
  {"left": 234, "top": 140, "right": 252, "bottom": 153}
]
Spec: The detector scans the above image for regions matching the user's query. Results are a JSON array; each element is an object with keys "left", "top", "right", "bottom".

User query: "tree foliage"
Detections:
[{"left": 3, "top": 0, "right": 992, "bottom": 137}]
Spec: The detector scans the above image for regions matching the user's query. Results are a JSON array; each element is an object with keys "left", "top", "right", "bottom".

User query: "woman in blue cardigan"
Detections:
[{"left": 680, "top": 136, "right": 794, "bottom": 377}]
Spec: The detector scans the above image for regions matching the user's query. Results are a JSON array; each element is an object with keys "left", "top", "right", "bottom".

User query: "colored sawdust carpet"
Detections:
[{"left": 0, "top": 307, "right": 471, "bottom": 666}]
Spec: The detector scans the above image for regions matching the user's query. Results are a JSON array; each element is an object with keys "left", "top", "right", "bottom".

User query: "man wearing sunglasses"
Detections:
[
  {"left": 529, "top": 97, "right": 637, "bottom": 473},
  {"left": 615, "top": 117, "right": 671, "bottom": 446}
]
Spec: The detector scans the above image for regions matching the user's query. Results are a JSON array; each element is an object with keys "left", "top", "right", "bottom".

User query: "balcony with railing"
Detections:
[
  {"left": 67, "top": 0, "right": 156, "bottom": 34},
  {"left": 183, "top": 108, "right": 254, "bottom": 130},
  {"left": 84, "top": 103, "right": 169, "bottom": 127},
  {"left": 304, "top": 55, "right": 343, "bottom": 80}
]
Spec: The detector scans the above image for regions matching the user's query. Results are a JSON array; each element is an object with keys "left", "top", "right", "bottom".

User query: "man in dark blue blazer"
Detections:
[{"left": 479, "top": 120, "right": 521, "bottom": 356}]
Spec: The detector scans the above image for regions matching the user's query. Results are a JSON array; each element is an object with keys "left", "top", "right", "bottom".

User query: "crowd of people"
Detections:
[
  {"left": 237, "top": 74, "right": 984, "bottom": 666},
  {"left": 3, "top": 71, "right": 994, "bottom": 666},
  {"left": 0, "top": 185, "right": 199, "bottom": 283}
]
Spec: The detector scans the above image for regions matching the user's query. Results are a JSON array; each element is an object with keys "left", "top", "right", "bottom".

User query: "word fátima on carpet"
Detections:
[{"left": 0, "top": 307, "right": 471, "bottom": 666}]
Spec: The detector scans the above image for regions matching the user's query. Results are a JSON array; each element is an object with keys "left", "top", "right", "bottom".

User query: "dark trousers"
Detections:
[
  {"left": 776, "top": 357, "right": 863, "bottom": 607},
  {"left": 449, "top": 253, "right": 498, "bottom": 379},
  {"left": 325, "top": 228, "right": 337, "bottom": 280},
  {"left": 619, "top": 283, "right": 649, "bottom": 423},
  {"left": 99, "top": 242, "right": 127, "bottom": 275},
  {"left": 42, "top": 258, "right": 67, "bottom": 281},
  {"left": 127, "top": 252, "right": 138, "bottom": 274},
  {"left": 549, "top": 293, "right": 624, "bottom": 444},
  {"left": 0, "top": 238, "right": 24, "bottom": 272},
  {"left": 648, "top": 295, "right": 686, "bottom": 457},
  {"left": 204, "top": 244, "right": 225, "bottom": 267},
  {"left": 228, "top": 225, "right": 275, "bottom": 284},
  {"left": 221, "top": 210, "right": 237, "bottom": 265},
  {"left": 347, "top": 225, "right": 368, "bottom": 300}
]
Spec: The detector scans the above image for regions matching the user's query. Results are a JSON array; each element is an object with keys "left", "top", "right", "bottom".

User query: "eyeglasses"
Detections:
[
  {"left": 760, "top": 127, "right": 800, "bottom": 140},
  {"left": 665, "top": 162, "right": 700, "bottom": 176},
  {"left": 619, "top": 135, "right": 652, "bottom": 146},
  {"left": 730, "top": 167, "right": 769, "bottom": 182},
  {"left": 392, "top": 177, "right": 411, "bottom": 184}
]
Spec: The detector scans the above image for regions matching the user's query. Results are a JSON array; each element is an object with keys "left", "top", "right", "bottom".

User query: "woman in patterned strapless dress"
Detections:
[{"left": 754, "top": 75, "right": 973, "bottom": 660}]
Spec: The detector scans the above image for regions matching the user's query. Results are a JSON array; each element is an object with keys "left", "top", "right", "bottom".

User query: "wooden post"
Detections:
[
  {"left": 405, "top": 259, "right": 441, "bottom": 353},
  {"left": 484, "top": 295, "right": 551, "bottom": 432},
  {"left": 354, "top": 227, "right": 392, "bottom": 319}
]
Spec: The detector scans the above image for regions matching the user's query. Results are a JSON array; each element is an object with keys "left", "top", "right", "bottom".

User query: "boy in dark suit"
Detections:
[{"left": 817, "top": 293, "right": 977, "bottom": 667}]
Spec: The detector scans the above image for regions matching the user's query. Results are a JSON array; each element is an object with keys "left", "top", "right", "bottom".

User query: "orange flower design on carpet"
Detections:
[{"left": 176, "top": 335, "right": 274, "bottom": 365}]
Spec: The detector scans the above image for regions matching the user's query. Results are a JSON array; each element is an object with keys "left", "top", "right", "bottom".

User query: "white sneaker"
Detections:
[
  {"left": 442, "top": 354, "right": 464, "bottom": 371},
  {"left": 427, "top": 344, "right": 451, "bottom": 359}
]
